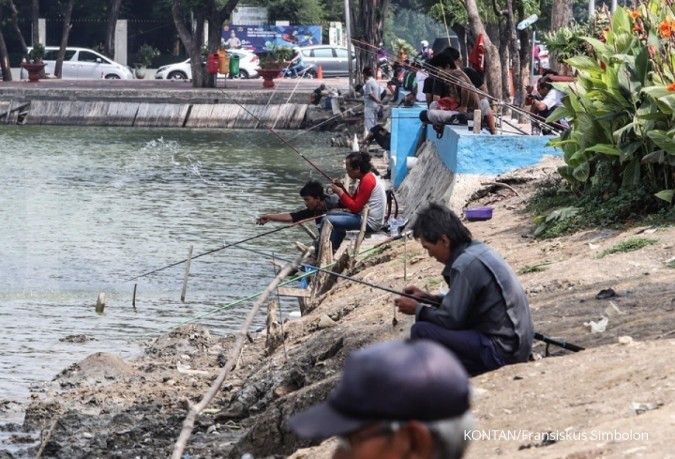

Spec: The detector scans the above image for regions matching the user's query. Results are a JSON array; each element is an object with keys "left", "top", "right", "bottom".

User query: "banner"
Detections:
[{"left": 222, "top": 25, "right": 322, "bottom": 51}]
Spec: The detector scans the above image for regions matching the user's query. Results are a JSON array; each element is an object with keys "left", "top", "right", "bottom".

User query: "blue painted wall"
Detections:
[{"left": 390, "top": 107, "right": 561, "bottom": 187}]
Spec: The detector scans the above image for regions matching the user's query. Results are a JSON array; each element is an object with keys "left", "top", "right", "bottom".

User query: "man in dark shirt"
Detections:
[
  {"left": 394, "top": 203, "right": 533, "bottom": 376},
  {"left": 256, "top": 180, "right": 339, "bottom": 225}
]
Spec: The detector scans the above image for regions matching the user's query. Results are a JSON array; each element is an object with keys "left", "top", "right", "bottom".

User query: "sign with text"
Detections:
[{"left": 222, "top": 25, "right": 322, "bottom": 51}]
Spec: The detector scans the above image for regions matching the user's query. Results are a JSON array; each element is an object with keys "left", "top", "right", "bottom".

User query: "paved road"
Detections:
[{"left": 0, "top": 72, "right": 350, "bottom": 93}]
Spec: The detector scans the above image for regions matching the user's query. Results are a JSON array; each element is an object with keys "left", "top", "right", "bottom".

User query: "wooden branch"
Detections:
[
  {"left": 480, "top": 181, "right": 521, "bottom": 196},
  {"left": 299, "top": 223, "right": 318, "bottom": 240},
  {"left": 171, "top": 249, "right": 310, "bottom": 459}
]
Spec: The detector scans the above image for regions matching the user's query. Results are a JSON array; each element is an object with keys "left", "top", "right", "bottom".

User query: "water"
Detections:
[{"left": 0, "top": 126, "right": 343, "bottom": 408}]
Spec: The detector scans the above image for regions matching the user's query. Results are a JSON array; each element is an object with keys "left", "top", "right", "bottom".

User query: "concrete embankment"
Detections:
[{"left": 0, "top": 80, "right": 350, "bottom": 129}]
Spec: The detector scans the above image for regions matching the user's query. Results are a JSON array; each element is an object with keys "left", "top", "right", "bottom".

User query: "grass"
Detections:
[
  {"left": 597, "top": 238, "right": 658, "bottom": 258},
  {"left": 666, "top": 259, "right": 675, "bottom": 269},
  {"left": 527, "top": 183, "right": 674, "bottom": 239},
  {"left": 518, "top": 262, "right": 551, "bottom": 274}
]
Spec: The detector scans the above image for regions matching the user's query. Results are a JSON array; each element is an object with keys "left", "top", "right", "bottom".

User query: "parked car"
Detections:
[
  {"left": 154, "top": 49, "right": 260, "bottom": 80},
  {"left": 19, "top": 47, "right": 133, "bottom": 80},
  {"left": 297, "top": 45, "right": 354, "bottom": 77}
]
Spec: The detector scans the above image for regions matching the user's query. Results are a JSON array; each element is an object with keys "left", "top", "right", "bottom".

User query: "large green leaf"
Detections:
[
  {"left": 573, "top": 161, "right": 591, "bottom": 182},
  {"left": 582, "top": 36, "right": 613, "bottom": 59},
  {"left": 647, "top": 131, "right": 675, "bottom": 155},
  {"left": 634, "top": 47, "right": 649, "bottom": 84},
  {"left": 611, "top": 8, "right": 631, "bottom": 35},
  {"left": 655, "top": 189, "right": 674, "bottom": 204},
  {"left": 586, "top": 144, "right": 622, "bottom": 156},
  {"left": 566, "top": 56, "right": 601, "bottom": 72}
]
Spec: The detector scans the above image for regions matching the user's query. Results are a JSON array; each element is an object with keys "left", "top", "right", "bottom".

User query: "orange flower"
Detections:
[
  {"left": 660, "top": 20, "right": 673, "bottom": 38},
  {"left": 668, "top": 82, "right": 675, "bottom": 92},
  {"left": 629, "top": 10, "right": 641, "bottom": 20}
]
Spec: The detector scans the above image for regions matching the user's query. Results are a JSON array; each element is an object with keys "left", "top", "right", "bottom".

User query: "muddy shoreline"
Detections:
[{"left": 2, "top": 158, "right": 674, "bottom": 458}]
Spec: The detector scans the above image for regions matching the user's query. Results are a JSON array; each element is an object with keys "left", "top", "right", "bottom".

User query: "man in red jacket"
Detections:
[{"left": 325, "top": 152, "right": 387, "bottom": 253}]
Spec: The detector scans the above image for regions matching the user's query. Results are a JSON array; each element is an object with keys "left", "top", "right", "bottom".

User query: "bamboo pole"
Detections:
[
  {"left": 132, "top": 283, "right": 137, "bottom": 310},
  {"left": 180, "top": 245, "right": 193, "bottom": 303},
  {"left": 170, "top": 250, "right": 310, "bottom": 459}
]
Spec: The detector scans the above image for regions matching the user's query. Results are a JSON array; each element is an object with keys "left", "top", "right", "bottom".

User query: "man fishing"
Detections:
[
  {"left": 394, "top": 203, "right": 533, "bottom": 376},
  {"left": 256, "top": 180, "right": 339, "bottom": 226}
]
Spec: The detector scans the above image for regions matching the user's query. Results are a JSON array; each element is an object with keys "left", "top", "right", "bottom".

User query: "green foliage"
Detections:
[
  {"left": 267, "top": 0, "right": 324, "bottom": 24},
  {"left": 547, "top": 0, "right": 675, "bottom": 221},
  {"left": 542, "top": 23, "right": 591, "bottom": 64},
  {"left": 137, "top": 44, "right": 160, "bottom": 68},
  {"left": 383, "top": 7, "right": 445, "bottom": 51},
  {"left": 667, "top": 258, "right": 675, "bottom": 268},
  {"left": 391, "top": 38, "right": 416, "bottom": 59},
  {"left": 259, "top": 43, "right": 294, "bottom": 68},
  {"left": 27, "top": 43, "right": 45, "bottom": 63},
  {"left": 518, "top": 262, "right": 551, "bottom": 274},
  {"left": 597, "top": 238, "right": 658, "bottom": 258}
]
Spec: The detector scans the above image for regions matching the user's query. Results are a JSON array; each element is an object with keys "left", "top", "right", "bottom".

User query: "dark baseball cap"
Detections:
[{"left": 288, "top": 340, "right": 470, "bottom": 440}]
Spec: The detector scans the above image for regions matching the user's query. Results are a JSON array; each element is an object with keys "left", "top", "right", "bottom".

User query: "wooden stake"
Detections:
[
  {"left": 403, "top": 233, "right": 408, "bottom": 282},
  {"left": 299, "top": 222, "right": 318, "bottom": 240},
  {"left": 132, "top": 283, "right": 137, "bottom": 310},
  {"left": 95, "top": 292, "right": 106, "bottom": 314},
  {"left": 180, "top": 245, "right": 193, "bottom": 303},
  {"left": 171, "top": 250, "right": 310, "bottom": 459}
]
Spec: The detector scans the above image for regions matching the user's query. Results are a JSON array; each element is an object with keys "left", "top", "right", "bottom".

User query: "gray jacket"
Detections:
[{"left": 414, "top": 241, "right": 533, "bottom": 363}]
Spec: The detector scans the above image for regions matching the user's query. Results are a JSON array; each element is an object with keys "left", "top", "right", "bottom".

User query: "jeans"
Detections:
[
  {"left": 320, "top": 211, "right": 363, "bottom": 253},
  {"left": 410, "top": 322, "right": 506, "bottom": 376}
]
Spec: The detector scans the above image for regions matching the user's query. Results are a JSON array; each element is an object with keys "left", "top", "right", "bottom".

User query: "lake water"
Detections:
[{"left": 0, "top": 126, "right": 343, "bottom": 408}]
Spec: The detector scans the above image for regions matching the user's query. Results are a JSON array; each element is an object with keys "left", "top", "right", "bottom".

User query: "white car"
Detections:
[
  {"left": 20, "top": 46, "right": 133, "bottom": 80},
  {"left": 154, "top": 49, "right": 260, "bottom": 80}
]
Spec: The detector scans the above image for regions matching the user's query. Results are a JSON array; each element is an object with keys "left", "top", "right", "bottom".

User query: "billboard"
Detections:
[{"left": 222, "top": 25, "right": 322, "bottom": 51}]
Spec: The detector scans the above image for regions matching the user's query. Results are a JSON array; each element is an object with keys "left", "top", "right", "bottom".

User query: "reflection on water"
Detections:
[{"left": 0, "top": 126, "right": 343, "bottom": 403}]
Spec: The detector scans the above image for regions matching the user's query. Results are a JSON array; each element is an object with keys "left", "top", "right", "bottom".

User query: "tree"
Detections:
[
  {"left": 350, "top": 0, "right": 390, "bottom": 84},
  {"left": 104, "top": 0, "right": 124, "bottom": 58},
  {"left": 0, "top": 8, "right": 12, "bottom": 81},
  {"left": 31, "top": 0, "right": 38, "bottom": 45},
  {"left": 267, "top": 0, "right": 324, "bottom": 24},
  {"left": 54, "top": 0, "right": 76, "bottom": 78},
  {"left": 460, "top": 0, "right": 502, "bottom": 100},
  {"left": 5, "top": 0, "right": 28, "bottom": 55},
  {"left": 549, "top": 0, "right": 572, "bottom": 73},
  {"left": 171, "top": 0, "right": 240, "bottom": 88}
]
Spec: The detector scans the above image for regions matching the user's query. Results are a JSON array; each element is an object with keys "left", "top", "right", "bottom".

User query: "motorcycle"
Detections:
[{"left": 283, "top": 62, "right": 315, "bottom": 79}]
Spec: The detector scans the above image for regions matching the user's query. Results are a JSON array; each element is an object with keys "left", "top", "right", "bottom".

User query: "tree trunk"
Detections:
[
  {"left": 171, "top": 0, "right": 204, "bottom": 88},
  {"left": 516, "top": 0, "right": 530, "bottom": 122},
  {"left": 104, "top": 0, "right": 123, "bottom": 58},
  {"left": 550, "top": 0, "right": 573, "bottom": 73},
  {"left": 497, "top": 21, "right": 510, "bottom": 105},
  {"left": 352, "top": 0, "right": 389, "bottom": 86},
  {"left": 55, "top": 0, "right": 76, "bottom": 78},
  {"left": 505, "top": 0, "right": 522, "bottom": 109},
  {"left": 7, "top": 0, "right": 28, "bottom": 55},
  {"left": 462, "top": 0, "right": 502, "bottom": 101},
  {"left": 32, "top": 0, "right": 39, "bottom": 45},
  {"left": 0, "top": 9, "right": 12, "bottom": 82}
]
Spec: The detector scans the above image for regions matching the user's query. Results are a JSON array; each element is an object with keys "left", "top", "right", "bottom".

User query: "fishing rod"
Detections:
[
  {"left": 218, "top": 91, "right": 339, "bottom": 184},
  {"left": 232, "top": 243, "right": 585, "bottom": 353},
  {"left": 125, "top": 214, "right": 325, "bottom": 281},
  {"left": 351, "top": 39, "right": 564, "bottom": 134}
]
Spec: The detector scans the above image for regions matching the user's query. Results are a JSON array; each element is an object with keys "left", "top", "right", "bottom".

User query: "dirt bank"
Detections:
[{"left": 2, "top": 158, "right": 673, "bottom": 458}]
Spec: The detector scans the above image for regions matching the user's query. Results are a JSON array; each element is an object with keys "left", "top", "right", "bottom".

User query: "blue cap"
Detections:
[{"left": 288, "top": 340, "right": 470, "bottom": 440}]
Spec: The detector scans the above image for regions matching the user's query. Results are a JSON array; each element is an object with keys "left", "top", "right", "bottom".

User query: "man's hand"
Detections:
[
  {"left": 256, "top": 215, "right": 269, "bottom": 225},
  {"left": 330, "top": 179, "right": 345, "bottom": 196},
  {"left": 403, "top": 285, "right": 429, "bottom": 300},
  {"left": 394, "top": 296, "right": 418, "bottom": 315}
]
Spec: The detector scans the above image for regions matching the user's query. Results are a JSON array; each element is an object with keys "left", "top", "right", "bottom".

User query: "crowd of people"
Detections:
[{"left": 252, "top": 37, "right": 547, "bottom": 457}]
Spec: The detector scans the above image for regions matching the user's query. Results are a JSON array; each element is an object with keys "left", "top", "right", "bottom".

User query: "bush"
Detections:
[{"left": 547, "top": 0, "right": 674, "bottom": 211}]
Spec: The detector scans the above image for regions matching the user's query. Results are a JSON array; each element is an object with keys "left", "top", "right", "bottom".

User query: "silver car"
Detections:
[
  {"left": 298, "top": 45, "right": 354, "bottom": 77},
  {"left": 20, "top": 47, "right": 133, "bottom": 80}
]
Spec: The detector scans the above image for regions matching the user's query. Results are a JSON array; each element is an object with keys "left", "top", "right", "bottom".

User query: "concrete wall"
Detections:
[{"left": 391, "top": 107, "right": 561, "bottom": 188}]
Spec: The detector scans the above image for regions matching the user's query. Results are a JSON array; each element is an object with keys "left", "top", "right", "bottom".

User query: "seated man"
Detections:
[
  {"left": 256, "top": 180, "right": 339, "bottom": 226},
  {"left": 289, "top": 339, "right": 473, "bottom": 459},
  {"left": 394, "top": 203, "right": 533, "bottom": 376},
  {"left": 325, "top": 152, "right": 387, "bottom": 252},
  {"left": 530, "top": 75, "right": 568, "bottom": 134}
]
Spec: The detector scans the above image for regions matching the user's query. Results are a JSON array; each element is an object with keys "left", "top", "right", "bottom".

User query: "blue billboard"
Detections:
[{"left": 222, "top": 25, "right": 322, "bottom": 51}]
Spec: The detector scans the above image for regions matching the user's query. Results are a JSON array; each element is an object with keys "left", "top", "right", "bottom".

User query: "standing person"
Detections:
[
  {"left": 324, "top": 151, "right": 386, "bottom": 252},
  {"left": 224, "top": 30, "right": 241, "bottom": 49},
  {"left": 362, "top": 67, "right": 381, "bottom": 134},
  {"left": 417, "top": 39, "right": 433, "bottom": 61},
  {"left": 288, "top": 339, "right": 473, "bottom": 459},
  {"left": 256, "top": 180, "right": 339, "bottom": 225},
  {"left": 394, "top": 203, "right": 534, "bottom": 376}
]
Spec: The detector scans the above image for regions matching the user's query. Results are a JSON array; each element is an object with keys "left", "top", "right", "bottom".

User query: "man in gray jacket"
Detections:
[{"left": 394, "top": 203, "right": 533, "bottom": 375}]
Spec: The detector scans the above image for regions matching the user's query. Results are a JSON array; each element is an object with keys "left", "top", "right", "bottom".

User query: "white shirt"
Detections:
[
  {"left": 363, "top": 77, "right": 381, "bottom": 110},
  {"left": 542, "top": 88, "right": 564, "bottom": 110},
  {"left": 415, "top": 71, "right": 428, "bottom": 102}
]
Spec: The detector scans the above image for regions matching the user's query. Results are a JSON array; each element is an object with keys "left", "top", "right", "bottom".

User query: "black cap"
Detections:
[{"left": 288, "top": 340, "right": 470, "bottom": 440}]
